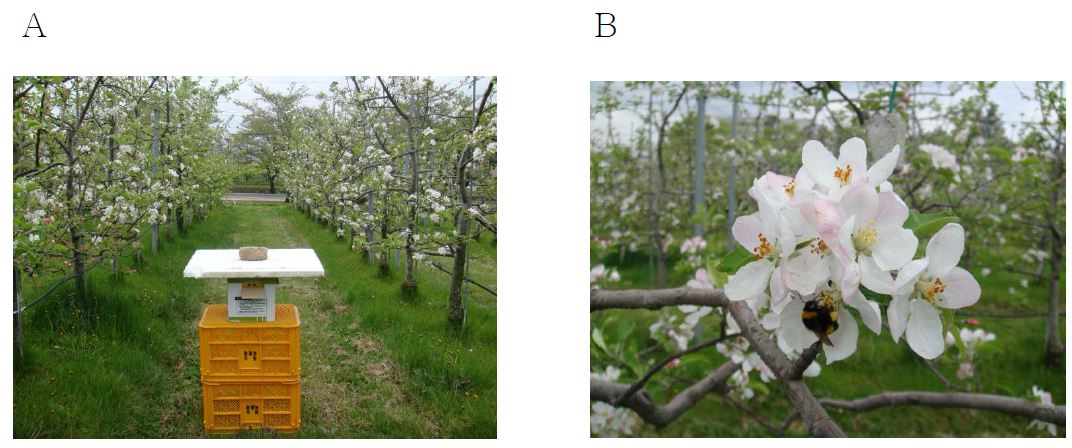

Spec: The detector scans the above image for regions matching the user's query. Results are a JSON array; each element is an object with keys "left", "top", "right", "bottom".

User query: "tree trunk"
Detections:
[
  {"left": 268, "top": 175, "right": 276, "bottom": 194},
  {"left": 1045, "top": 233, "right": 1064, "bottom": 367},
  {"left": 650, "top": 85, "right": 687, "bottom": 288},
  {"left": 70, "top": 217, "right": 87, "bottom": 304},
  {"left": 176, "top": 204, "right": 185, "bottom": 233},
  {"left": 366, "top": 192, "right": 376, "bottom": 264},
  {"left": 14, "top": 264, "right": 23, "bottom": 358},
  {"left": 448, "top": 78, "right": 494, "bottom": 326},
  {"left": 65, "top": 149, "right": 87, "bottom": 304},
  {"left": 401, "top": 96, "right": 419, "bottom": 298},
  {"left": 378, "top": 211, "right": 390, "bottom": 278},
  {"left": 150, "top": 106, "right": 161, "bottom": 253},
  {"left": 108, "top": 114, "right": 119, "bottom": 275},
  {"left": 448, "top": 221, "right": 468, "bottom": 325}
]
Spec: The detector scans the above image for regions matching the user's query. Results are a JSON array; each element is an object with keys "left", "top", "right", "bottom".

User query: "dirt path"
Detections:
[{"left": 159, "top": 204, "right": 440, "bottom": 437}]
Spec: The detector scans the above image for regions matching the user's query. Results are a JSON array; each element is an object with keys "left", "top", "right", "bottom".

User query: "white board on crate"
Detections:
[{"left": 182, "top": 248, "right": 325, "bottom": 278}]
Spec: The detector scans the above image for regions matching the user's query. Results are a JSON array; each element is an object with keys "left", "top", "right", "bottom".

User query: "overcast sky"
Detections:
[
  {"left": 590, "top": 81, "right": 1059, "bottom": 144},
  {"left": 210, "top": 76, "right": 491, "bottom": 132}
]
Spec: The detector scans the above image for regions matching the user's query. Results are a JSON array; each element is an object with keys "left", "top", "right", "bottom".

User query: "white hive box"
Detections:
[{"left": 184, "top": 249, "right": 324, "bottom": 322}]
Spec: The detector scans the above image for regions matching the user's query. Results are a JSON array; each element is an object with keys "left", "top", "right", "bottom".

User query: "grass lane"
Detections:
[{"left": 14, "top": 202, "right": 496, "bottom": 438}]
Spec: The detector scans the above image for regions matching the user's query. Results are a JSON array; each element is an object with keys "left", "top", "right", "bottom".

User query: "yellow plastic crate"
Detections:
[
  {"left": 202, "top": 377, "right": 301, "bottom": 433},
  {"left": 198, "top": 304, "right": 301, "bottom": 377}
]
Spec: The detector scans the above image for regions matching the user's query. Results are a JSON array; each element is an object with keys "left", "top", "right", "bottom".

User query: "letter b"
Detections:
[{"left": 595, "top": 13, "right": 615, "bottom": 38}]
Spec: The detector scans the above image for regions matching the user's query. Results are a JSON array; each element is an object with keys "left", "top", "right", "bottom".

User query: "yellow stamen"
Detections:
[
  {"left": 917, "top": 277, "right": 946, "bottom": 302},
  {"left": 854, "top": 220, "right": 878, "bottom": 251},
  {"left": 834, "top": 164, "right": 853, "bottom": 185},
  {"left": 784, "top": 180, "right": 796, "bottom": 197},
  {"left": 811, "top": 239, "right": 828, "bottom": 255},
  {"left": 754, "top": 233, "right": 775, "bottom": 259}
]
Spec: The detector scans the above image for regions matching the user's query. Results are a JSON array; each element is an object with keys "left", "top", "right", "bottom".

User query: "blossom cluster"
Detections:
[
  {"left": 944, "top": 325, "right": 996, "bottom": 380},
  {"left": 721, "top": 138, "right": 982, "bottom": 361},
  {"left": 590, "top": 264, "right": 621, "bottom": 287},
  {"left": 679, "top": 236, "right": 707, "bottom": 268},
  {"left": 590, "top": 366, "right": 640, "bottom": 437}
]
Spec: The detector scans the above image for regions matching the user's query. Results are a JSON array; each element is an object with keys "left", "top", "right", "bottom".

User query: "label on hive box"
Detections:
[
  {"left": 227, "top": 278, "right": 278, "bottom": 322},
  {"left": 233, "top": 298, "right": 268, "bottom": 322}
]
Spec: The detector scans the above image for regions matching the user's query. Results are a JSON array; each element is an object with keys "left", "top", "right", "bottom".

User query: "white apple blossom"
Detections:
[
  {"left": 920, "top": 144, "right": 960, "bottom": 172},
  {"left": 1012, "top": 146, "right": 1031, "bottom": 162},
  {"left": 945, "top": 326, "right": 995, "bottom": 358},
  {"left": 648, "top": 311, "right": 693, "bottom": 350},
  {"left": 801, "top": 137, "right": 900, "bottom": 197},
  {"left": 712, "top": 137, "right": 981, "bottom": 367},
  {"left": 954, "top": 128, "right": 970, "bottom": 144},
  {"left": 888, "top": 223, "right": 981, "bottom": 359}
]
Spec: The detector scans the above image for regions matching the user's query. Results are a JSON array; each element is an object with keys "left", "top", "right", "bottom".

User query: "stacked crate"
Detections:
[{"left": 198, "top": 303, "right": 301, "bottom": 433}]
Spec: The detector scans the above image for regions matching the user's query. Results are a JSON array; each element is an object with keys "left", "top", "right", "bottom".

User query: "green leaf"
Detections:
[
  {"left": 615, "top": 320, "right": 635, "bottom": 342},
  {"left": 905, "top": 210, "right": 959, "bottom": 239},
  {"left": 717, "top": 245, "right": 756, "bottom": 274},
  {"left": 751, "top": 380, "right": 770, "bottom": 396},
  {"left": 592, "top": 328, "right": 608, "bottom": 354}
]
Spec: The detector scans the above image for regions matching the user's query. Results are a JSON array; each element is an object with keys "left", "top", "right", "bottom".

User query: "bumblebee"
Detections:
[{"left": 801, "top": 298, "right": 839, "bottom": 346}]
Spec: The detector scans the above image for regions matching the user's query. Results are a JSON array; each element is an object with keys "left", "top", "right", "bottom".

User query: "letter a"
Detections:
[{"left": 24, "top": 13, "right": 46, "bottom": 37}]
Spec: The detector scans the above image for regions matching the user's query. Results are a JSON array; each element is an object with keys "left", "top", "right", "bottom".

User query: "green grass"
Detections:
[
  {"left": 230, "top": 173, "right": 276, "bottom": 193},
  {"left": 591, "top": 242, "right": 1066, "bottom": 437},
  {"left": 14, "top": 202, "right": 495, "bottom": 438}
]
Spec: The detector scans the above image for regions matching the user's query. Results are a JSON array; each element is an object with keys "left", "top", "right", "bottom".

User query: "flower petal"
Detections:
[
  {"left": 725, "top": 259, "right": 774, "bottom": 301},
  {"left": 859, "top": 254, "right": 894, "bottom": 294},
  {"left": 872, "top": 226, "right": 919, "bottom": 271},
  {"left": 783, "top": 251, "right": 830, "bottom": 296},
  {"left": 802, "top": 140, "right": 837, "bottom": 189},
  {"left": 761, "top": 312, "right": 781, "bottom": 331},
  {"left": 769, "top": 266, "right": 792, "bottom": 314},
  {"left": 936, "top": 267, "right": 981, "bottom": 309},
  {"left": 840, "top": 183, "right": 878, "bottom": 224},
  {"left": 794, "top": 166, "right": 815, "bottom": 192},
  {"left": 926, "top": 223, "right": 965, "bottom": 277},
  {"left": 731, "top": 214, "right": 763, "bottom": 254},
  {"left": 846, "top": 290, "right": 882, "bottom": 335},
  {"left": 838, "top": 137, "right": 868, "bottom": 185},
  {"left": 906, "top": 299, "right": 945, "bottom": 359},
  {"left": 874, "top": 192, "right": 909, "bottom": 228},
  {"left": 888, "top": 293, "right": 911, "bottom": 342},
  {"left": 823, "top": 310, "right": 858, "bottom": 364},
  {"left": 867, "top": 145, "right": 900, "bottom": 188}
]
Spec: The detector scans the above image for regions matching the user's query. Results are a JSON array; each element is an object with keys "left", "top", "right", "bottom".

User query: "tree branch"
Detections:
[
  {"left": 727, "top": 301, "right": 846, "bottom": 437},
  {"left": 820, "top": 391, "right": 1065, "bottom": 426},
  {"left": 376, "top": 76, "right": 408, "bottom": 121},
  {"left": 790, "top": 341, "right": 823, "bottom": 380},
  {"left": 590, "top": 287, "right": 729, "bottom": 312},
  {"left": 428, "top": 261, "right": 496, "bottom": 297},
  {"left": 920, "top": 358, "right": 966, "bottom": 392},
  {"left": 722, "top": 394, "right": 783, "bottom": 434},
  {"left": 613, "top": 333, "right": 740, "bottom": 406},
  {"left": 590, "top": 361, "right": 738, "bottom": 428}
]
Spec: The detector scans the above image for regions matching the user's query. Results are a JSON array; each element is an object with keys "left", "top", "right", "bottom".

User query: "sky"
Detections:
[
  {"left": 589, "top": 81, "right": 1059, "bottom": 145},
  {"left": 209, "top": 76, "right": 491, "bottom": 132}
]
